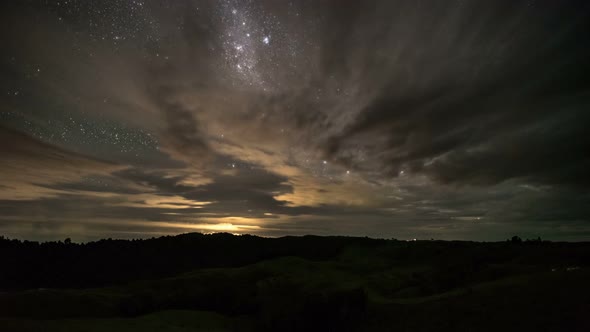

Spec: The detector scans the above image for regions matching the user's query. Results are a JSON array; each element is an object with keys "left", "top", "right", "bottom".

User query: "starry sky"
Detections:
[{"left": 1, "top": 0, "right": 590, "bottom": 242}]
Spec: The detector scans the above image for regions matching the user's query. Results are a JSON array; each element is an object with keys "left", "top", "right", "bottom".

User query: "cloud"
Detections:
[
  {"left": 309, "top": 0, "right": 590, "bottom": 187},
  {"left": 151, "top": 95, "right": 212, "bottom": 166},
  {"left": 0, "top": 127, "right": 122, "bottom": 200}
]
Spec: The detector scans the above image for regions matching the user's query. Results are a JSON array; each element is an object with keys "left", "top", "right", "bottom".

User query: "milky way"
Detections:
[{"left": 1, "top": 0, "right": 589, "bottom": 241}]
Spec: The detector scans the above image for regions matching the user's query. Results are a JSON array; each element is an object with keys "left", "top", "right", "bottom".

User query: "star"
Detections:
[{"left": 263, "top": 36, "right": 270, "bottom": 45}]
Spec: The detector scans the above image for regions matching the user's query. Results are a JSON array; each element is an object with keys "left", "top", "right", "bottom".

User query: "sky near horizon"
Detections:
[{"left": 1, "top": 0, "right": 589, "bottom": 242}]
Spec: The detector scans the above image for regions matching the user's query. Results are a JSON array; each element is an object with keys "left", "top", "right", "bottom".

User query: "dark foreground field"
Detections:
[{"left": 0, "top": 233, "right": 588, "bottom": 331}]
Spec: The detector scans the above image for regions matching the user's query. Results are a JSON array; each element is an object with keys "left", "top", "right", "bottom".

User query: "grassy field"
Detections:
[
  {"left": 0, "top": 310, "right": 234, "bottom": 332},
  {"left": 0, "top": 237, "right": 588, "bottom": 331}
]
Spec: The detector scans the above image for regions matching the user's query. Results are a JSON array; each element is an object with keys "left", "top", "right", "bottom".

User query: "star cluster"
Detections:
[{"left": 215, "top": 0, "right": 312, "bottom": 91}]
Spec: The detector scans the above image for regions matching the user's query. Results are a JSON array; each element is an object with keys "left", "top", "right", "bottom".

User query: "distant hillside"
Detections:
[{"left": 0, "top": 233, "right": 589, "bottom": 331}]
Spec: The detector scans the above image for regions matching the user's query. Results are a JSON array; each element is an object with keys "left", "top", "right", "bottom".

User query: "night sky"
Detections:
[{"left": 1, "top": 0, "right": 589, "bottom": 242}]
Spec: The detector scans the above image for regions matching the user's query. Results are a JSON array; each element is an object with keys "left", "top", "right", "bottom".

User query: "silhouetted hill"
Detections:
[
  {"left": 0, "top": 233, "right": 589, "bottom": 331},
  {"left": 0, "top": 233, "right": 383, "bottom": 290}
]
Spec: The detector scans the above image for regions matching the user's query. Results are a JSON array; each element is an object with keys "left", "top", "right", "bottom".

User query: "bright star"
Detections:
[{"left": 263, "top": 36, "right": 270, "bottom": 44}]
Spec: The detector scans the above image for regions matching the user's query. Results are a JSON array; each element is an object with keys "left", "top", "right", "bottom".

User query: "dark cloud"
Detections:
[
  {"left": 310, "top": 0, "right": 590, "bottom": 187},
  {"left": 157, "top": 98, "right": 212, "bottom": 163}
]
